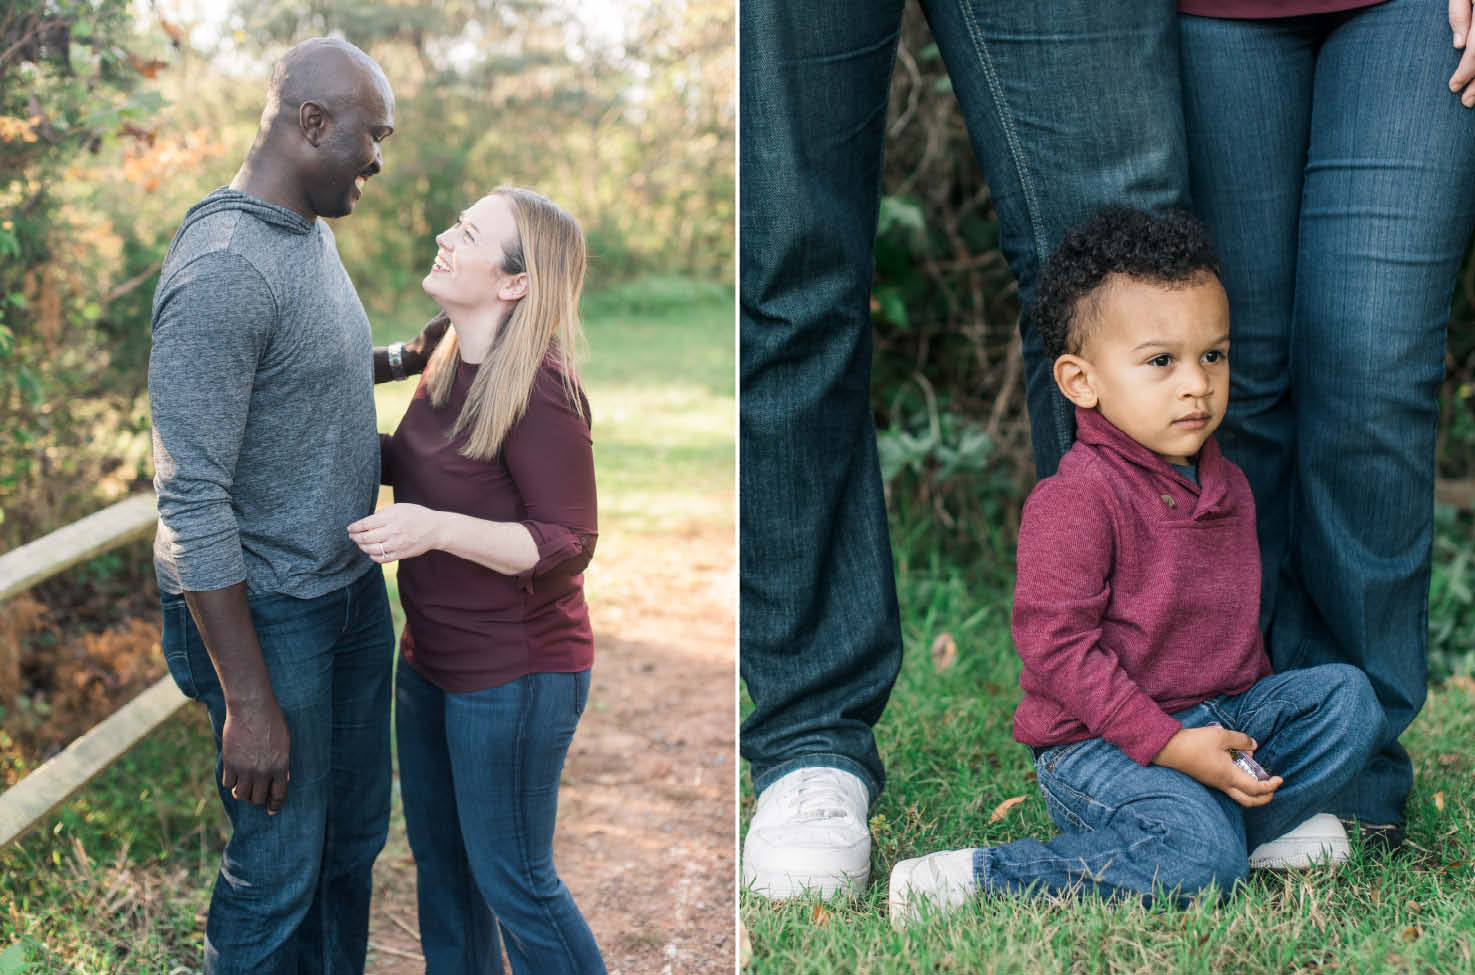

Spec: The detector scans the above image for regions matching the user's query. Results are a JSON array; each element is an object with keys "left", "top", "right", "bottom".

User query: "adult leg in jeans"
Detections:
[
  {"left": 302, "top": 569, "right": 395, "bottom": 974},
  {"left": 159, "top": 568, "right": 394, "bottom": 975},
  {"left": 1182, "top": 0, "right": 1475, "bottom": 828},
  {"left": 740, "top": 0, "right": 907, "bottom": 807},
  {"left": 444, "top": 671, "right": 603, "bottom": 974},
  {"left": 1287, "top": 0, "right": 1475, "bottom": 827},
  {"left": 924, "top": 0, "right": 1191, "bottom": 481},
  {"left": 396, "top": 660, "right": 505, "bottom": 974},
  {"left": 1179, "top": 15, "right": 1309, "bottom": 636}
]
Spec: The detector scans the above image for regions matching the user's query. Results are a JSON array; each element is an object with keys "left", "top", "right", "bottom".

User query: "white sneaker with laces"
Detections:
[
  {"left": 888, "top": 849, "right": 978, "bottom": 927},
  {"left": 741, "top": 766, "right": 871, "bottom": 899},
  {"left": 1249, "top": 813, "right": 1350, "bottom": 869}
]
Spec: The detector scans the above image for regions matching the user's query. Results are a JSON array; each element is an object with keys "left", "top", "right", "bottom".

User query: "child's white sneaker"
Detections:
[
  {"left": 888, "top": 849, "right": 978, "bottom": 926},
  {"left": 1249, "top": 813, "right": 1350, "bottom": 869},
  {"left": 741, "top": 766, "right": 871, "bottom": 899}
]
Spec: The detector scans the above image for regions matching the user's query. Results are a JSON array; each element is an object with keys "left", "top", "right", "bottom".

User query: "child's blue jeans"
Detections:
[{"left": 977, "top": 663, "right": 1379, "bottom": 905}]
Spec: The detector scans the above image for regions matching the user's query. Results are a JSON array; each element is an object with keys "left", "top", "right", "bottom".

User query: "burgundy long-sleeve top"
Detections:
[
  {"left": 382, "top": 358, "right": 597, "bottom": 692},
  {"left": 1011, "top": 407, "right": 1271, "bottom": 766}
]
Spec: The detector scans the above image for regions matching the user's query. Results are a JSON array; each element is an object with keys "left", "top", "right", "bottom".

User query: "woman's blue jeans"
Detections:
[
  {"left": 160, "top": 566, "right": 394, "bottom": 975},
  {"left": 395, "top": 661, "right": 604, "bottom": 975},
  {"left": 1180, "top": 0, "right": 1475, "bottom": 826},
  {"left": 977, "top": 665, "right": 1379, "bottom": 904},
  {"left": 740, "top": 0, "right": 1190, "bottom": 801}
]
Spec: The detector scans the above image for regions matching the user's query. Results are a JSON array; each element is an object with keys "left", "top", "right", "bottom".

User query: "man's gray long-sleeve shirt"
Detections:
[{"left": 149, "top": 188, "right": 378, "bottom": 598}]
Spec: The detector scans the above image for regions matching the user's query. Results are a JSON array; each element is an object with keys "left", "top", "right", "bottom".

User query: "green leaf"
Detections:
[
  {"left": 877, "top": 195, "right": 925, "bottom": 237},
  {"left": 874, "top": 287, "right": 909, "bottom": 330}
]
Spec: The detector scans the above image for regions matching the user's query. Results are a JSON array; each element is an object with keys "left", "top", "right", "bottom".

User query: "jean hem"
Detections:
[{"left": 751, "top": 754, "right": 880, "bottom": 806}]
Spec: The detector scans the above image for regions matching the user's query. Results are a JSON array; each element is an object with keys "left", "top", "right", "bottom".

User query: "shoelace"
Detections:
[{"left": 777, "top": 772, "right": 859, "bottom": 821}]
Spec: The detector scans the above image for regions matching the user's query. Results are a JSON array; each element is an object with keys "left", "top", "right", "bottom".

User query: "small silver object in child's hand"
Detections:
[{"left": 1206, "top": 721, "right": 1272, "bottom": 781}]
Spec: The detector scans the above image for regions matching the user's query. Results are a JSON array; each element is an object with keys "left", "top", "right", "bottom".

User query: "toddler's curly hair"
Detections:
[{"left": 1032, "top": 206, "right": 1221, "bottom": 362}]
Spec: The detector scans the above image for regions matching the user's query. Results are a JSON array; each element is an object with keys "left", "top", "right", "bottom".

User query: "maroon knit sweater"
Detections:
[
  {"left": 382, "top": 358, "right": 596, "bottom": 692},
  {"left": 1011, "top": 407, "right": 1271, "bottom": 766}
]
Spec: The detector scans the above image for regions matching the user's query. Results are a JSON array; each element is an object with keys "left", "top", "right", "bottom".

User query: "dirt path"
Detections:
[{"left": 364, "top": 520, "right": 736, "bottom": 974}]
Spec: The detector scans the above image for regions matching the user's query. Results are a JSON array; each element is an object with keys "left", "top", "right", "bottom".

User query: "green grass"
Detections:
[
  {"left": 741, "top": 520, "right": 1475, "bottom": 974},
  {"left": 0, "top": 274, "right": 734, "bottom": 971}
]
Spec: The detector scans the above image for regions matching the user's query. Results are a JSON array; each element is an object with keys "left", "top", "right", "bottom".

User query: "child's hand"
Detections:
[{"left": 1152, "top": 726, "right": 1283, "bottom": 807}]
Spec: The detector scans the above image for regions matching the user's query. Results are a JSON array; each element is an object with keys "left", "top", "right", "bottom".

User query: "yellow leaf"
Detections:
[
  {"left": 1434, "top": 791, "right": 1445, "bottom": 813},
  {"left": 1401, "top": 926, "right": 1421, "bottom": 944},
  {"left": 931, "top": 632, "right": 957, "bottom": 671},
  {"left": 811, "top": 902, "right": 830, "bottom": 926},
  {"left": 989, "top": 795, "right": 1028, "bottom": 824}
]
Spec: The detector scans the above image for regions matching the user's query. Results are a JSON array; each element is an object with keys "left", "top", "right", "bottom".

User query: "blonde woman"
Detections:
[{"left": 348, "top": 187, "right": 603, "bottom": 973}]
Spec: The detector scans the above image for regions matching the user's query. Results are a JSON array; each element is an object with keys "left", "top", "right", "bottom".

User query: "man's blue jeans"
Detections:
[
  {"left": 975, "top": 665, "right": 1378, "bottom": 903},
  {"left": 1180, "top": 0, "right": 1475, "bottom": 826},
  {"left": 160, "top": 566, "right": 394, "bottom": 975},
  {"left": 395, "top": 661, "right": 605, "bottom": 975},
  {"left": 740, "top": 0, "right": 1190, "bottom": 801}
]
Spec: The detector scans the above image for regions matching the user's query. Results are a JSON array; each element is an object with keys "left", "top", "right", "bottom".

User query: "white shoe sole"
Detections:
[{"left": 742, "top": 858, "right": 870, "bottom": 900}]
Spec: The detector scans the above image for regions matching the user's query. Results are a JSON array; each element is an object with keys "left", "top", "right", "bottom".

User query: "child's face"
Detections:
[{"left": 1054, "top": 273, "right": 1231, "bottom": 466}]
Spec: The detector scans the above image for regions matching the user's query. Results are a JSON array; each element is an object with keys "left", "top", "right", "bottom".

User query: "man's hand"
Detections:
[
  {"left": 1152, "top": 726, "right": 1282, "bottom": 808},
  {"left": 402, "top": 311, "right": 450, "bottom": 373},
  {"left": 184, "top": 582, "right": 292, "bottom": 816},
  {"left": 221, "top": 697, "right": 291, "bottom": 814}
]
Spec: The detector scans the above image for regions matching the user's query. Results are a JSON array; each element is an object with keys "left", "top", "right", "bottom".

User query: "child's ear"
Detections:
[{"left": 1053, "top": 354, "right": 1099, "bottom": 409}]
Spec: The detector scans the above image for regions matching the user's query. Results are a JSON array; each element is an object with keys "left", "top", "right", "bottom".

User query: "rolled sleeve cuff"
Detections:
[
  {"left": 155, "top": 506, "right": 249, "bottom": 593},
  {"left": 515, "top": 521, "right": 597, "bottom": 592}
]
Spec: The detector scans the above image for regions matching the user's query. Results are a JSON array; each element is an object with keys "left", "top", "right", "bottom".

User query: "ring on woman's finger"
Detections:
[{"left": 378, "top": 542, "right": 387, "bottom": 559}]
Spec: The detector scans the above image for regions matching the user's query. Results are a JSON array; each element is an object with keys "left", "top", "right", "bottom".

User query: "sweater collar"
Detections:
[{"left": 1073, "top": 406, "right": 1233, "bottom": 515}]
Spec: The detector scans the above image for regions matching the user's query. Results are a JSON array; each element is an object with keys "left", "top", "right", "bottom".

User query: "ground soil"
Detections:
[{"left": 364, "top": 519, "right": 737, "bottom": 974}]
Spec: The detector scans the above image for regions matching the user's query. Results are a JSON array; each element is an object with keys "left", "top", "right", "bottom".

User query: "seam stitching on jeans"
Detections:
[
  {"left": 520, "top": 676, "right": 582, "bottom": 967},
  {"left": 953, "top": 2, "right": 1047, "bottom": 270}
]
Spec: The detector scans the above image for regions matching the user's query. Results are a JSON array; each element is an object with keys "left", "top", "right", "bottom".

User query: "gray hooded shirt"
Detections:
[{"left": 149, "top": 188, "right": 378, "bottom": 598}]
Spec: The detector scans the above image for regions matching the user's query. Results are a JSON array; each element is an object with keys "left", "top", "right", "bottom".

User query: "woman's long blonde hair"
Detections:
[{"left": 422, "top": 186, "right": 587, "bottom": 460}]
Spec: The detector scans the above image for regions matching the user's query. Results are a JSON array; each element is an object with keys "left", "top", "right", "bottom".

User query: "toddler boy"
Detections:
[{"left": 889, "top": 207, "right": 1380, "bottom": 924}]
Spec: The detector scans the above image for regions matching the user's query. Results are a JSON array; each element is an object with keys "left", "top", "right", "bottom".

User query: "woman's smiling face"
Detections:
[{"left": 423, "top": 194, "right": 521, "bottom": 309}]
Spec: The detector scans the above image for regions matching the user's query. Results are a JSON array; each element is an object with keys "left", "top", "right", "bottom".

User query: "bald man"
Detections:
[{"left": 149, "top": 38, "right": 433, "bottom": 972}]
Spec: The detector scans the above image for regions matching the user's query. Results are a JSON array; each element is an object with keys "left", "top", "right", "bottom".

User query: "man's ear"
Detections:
[
  {"left": 1053, "top": 353, "right": 1099, "bottom": 409},
  {"left": 498, "top": 272, "right": 529, "bottom": 302},
  {"left": 299, "top": 101, "right": 328, "bottom": 147}
]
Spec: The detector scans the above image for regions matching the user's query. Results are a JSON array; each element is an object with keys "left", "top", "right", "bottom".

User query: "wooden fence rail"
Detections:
[{"left": 0, "top": 493, "right": 186, "bottom": 850}]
